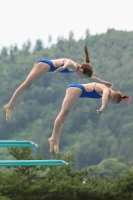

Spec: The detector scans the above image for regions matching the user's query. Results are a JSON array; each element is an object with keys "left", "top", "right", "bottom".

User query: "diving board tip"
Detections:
[
  {"left": 0, "top": 160, "right": 68, "bottom": 166},
  {"left": 0, "top": 140, "right": 38, "bottom": 147}
]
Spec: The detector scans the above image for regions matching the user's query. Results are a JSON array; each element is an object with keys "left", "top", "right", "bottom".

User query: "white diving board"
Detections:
[
  {"left": 0, "top": 140, "right": 38, "bottom": 147},
  {"left": 0, "top": 160, "right": 68, "bottom": 166}
]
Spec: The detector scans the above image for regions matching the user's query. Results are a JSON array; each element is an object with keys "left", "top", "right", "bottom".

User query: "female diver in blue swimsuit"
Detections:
[
  {"left": 48, "top": 82, "right": 131, "bottom": 153},
  {"left": 4, "top": 45, "right": 113, "bottom": 122}
]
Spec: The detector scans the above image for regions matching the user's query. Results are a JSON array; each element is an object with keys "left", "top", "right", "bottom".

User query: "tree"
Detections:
[
  {"left": 34, "top": 39, "right": 43, "bottom": 51},
  {"left": 68, "top": 30, "right": 74, "bottom": 40},
  {"left": 1, "top": 47, "right": 8, "bottom": 58}
]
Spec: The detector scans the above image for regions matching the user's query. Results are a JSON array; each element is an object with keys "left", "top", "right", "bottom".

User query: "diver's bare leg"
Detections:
[
  {"left": 48, "top": 88, "right": 80, "bottom": 152},
  {"left": 4, "top": 62, "right": 49, "bottom": 122}
]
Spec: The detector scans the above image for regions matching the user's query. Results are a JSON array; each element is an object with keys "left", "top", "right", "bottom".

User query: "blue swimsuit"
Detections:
[
  {"left": 36, "top": 59, "right": 70, "bottom": 73},
  {"left": 67, "top": 83, "right": 102, "bottom": 99}
]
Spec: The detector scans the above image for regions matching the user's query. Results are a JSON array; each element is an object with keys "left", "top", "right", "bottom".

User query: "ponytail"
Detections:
[
  {"left": 118, "top": 92, "right": 130, "bottom": 103},
  {"left": 122, "top": 95, "right": 130, "bottom": 99},
  {"left": 80, "top": 44, "right": 93, "bottom": 77},
  {"left": 84, "top": 44, "right": 90, "bottom": 63}
]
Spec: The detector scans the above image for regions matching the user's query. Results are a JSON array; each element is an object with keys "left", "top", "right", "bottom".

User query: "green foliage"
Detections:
[
  {"left": 91, "top": 158, "right": 127, "bottom": 178},
  {"left": 0, "top": 149, "right": 133, "bottom": 199}
]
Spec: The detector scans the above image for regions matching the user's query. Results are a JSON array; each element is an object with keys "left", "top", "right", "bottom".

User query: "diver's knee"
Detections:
[
  {"left": 23, "top": 81, "right": 32, "bottom": 89},
  {"left": 61, "top": 110, "right": 69, "bottom": 118},
  {"left": 55, "top": 111, "right": 69, "bottom": 123}
]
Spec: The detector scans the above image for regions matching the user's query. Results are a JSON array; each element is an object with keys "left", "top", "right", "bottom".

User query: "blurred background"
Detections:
[{"left": 0, "top": 0, "right": 133, "bottom": 176}]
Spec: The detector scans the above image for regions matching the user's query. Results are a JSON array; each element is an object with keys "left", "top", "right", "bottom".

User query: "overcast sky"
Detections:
[{"left": 0, "top": 0, "right": 133, "bottom": 49}]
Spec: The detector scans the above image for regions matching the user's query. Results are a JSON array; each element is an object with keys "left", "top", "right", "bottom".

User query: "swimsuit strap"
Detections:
[
  {"left": 58, "top": 59, "right": 66, "bottom": 67},
  {"left": 60, "top": 58, "right": 70, "bottom": 67},
  {"left": 62, "top": 58, "right": 66, "bottom": 65}
]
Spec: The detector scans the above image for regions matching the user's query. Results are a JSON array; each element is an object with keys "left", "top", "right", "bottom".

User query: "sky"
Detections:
[{"left": 0, "top": 0, "right": 133, "bottom": 50}]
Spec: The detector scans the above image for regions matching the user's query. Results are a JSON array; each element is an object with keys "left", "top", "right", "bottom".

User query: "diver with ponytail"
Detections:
[{"left": 49, "top": 82, "right": 131, "bottom": 153}]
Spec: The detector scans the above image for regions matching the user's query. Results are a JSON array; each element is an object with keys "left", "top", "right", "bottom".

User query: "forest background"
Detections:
[{"left": 0, "top": 29, "right": 133, "bottom": 176}]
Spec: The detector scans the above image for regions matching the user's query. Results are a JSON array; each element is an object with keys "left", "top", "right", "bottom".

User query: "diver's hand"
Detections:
[
  {"left": 104, "top": 82, "right": 113, "bottom": 89},
  {"left": 53, "top": 67, "right": 66, "bottom": 74},
  {"left": 96, "top": 106, "right": 105, "bottom": 114},
  {"left": 121, "top": 97, "right": 132, "bottom": 104}
]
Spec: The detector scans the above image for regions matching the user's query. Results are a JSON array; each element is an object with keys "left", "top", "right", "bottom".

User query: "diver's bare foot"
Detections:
[
  {"left": 48, "top": 138, "right": 55, "bottom": 152},
  {"left": 54, "top": 139, "right": 59, "bottom": 153},
  {"left": 4, "top": 104, "right": 14, "bottom": 122},
  {"left": 54, "top": 146, "right": 59, "bottom": 153}
]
